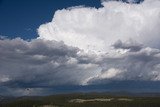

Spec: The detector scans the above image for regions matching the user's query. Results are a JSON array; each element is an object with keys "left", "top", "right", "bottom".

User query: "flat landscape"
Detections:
[{"left": 1, "top": 93, "right": 160, "bottom": 107}]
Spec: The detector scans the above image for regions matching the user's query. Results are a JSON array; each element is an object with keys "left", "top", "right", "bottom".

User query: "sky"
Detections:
[
  {"left": 0, "top": 0, "right": 101, "bottom": 39},
  {"left": 1, "top": 0, "right": 160, "bottom": 96}
]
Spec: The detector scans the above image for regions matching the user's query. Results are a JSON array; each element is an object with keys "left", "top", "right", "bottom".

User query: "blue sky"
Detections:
[
  {"left": 0, "top": 0, "right": 101, "bottom": 39},
  {"left": 0, "top": 0, "right": 144, "bottom": 40}
]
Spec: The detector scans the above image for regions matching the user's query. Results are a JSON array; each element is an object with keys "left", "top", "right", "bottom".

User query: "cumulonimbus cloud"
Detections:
[
  {"left": 37, "top": 0, "right": 160, "bottom": 85},
  {"left": 1, "top": 0, "right": 160, "bottom": 95},
  {"left": 38, "top": 0, "right": 160, "bottom": 52}
]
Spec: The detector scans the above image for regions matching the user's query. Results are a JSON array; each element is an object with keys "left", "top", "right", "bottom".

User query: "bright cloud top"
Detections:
[{"left": 38, "top": 0, "right": 160, "bottom": 52}]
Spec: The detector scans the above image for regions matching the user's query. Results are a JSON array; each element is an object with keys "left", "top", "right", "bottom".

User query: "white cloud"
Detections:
[
  {"left": 99, "top": 68, "right": 122, "bottom": 79},
  {"left": 0, "top": 75, "right": 10, "bottom": 83},
  {"left": 38, "top": 0, "right": 160, "bottom": 53}
]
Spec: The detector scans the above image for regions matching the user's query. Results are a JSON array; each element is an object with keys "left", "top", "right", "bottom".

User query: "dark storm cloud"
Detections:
[
  {"left": 1, "top": 38, "right": 160, "bottom": 95},
  {"left": 113, "top": 39, "right": 143, "bottom": 52},
  {"left": 0, "top": 38, "right": 99, "bottom": 91}
]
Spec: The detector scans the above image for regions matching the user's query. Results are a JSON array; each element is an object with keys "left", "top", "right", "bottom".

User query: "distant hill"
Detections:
[{"left": 1, "top": 92, "right": 160, "bottom": 107}]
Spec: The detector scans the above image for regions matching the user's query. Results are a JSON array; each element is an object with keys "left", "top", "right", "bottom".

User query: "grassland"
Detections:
[{"left": 1, "top": 93, "right": 160, "bottom": 107}]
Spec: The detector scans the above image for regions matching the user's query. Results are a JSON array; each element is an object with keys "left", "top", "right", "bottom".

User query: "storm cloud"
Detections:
[
  {"left": 1, "top": 38, "right": 160, "bottom": 95},
  {"left": 0, "top": 38, "right": 100, "bottom": 87},
  {"left": 1, "top": 0, "right": 160, "bottom": 96}
]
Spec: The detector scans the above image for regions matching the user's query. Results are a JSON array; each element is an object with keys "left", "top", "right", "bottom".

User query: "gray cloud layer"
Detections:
[
  {"left": 0, "top": 38, "right": 96, "bottom": 86},
  {"left": 1, "top": 38, "right": 160, "bottom": 95}
]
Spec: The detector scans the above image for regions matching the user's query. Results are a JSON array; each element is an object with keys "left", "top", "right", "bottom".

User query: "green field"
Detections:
[{"left": 1, "top": 93, "right": 160, "bottom": 107}]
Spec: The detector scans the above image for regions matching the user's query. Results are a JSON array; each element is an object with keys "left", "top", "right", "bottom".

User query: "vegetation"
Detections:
[{"left": 1, "top": 93, "right": 160, "bottom": 107}]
